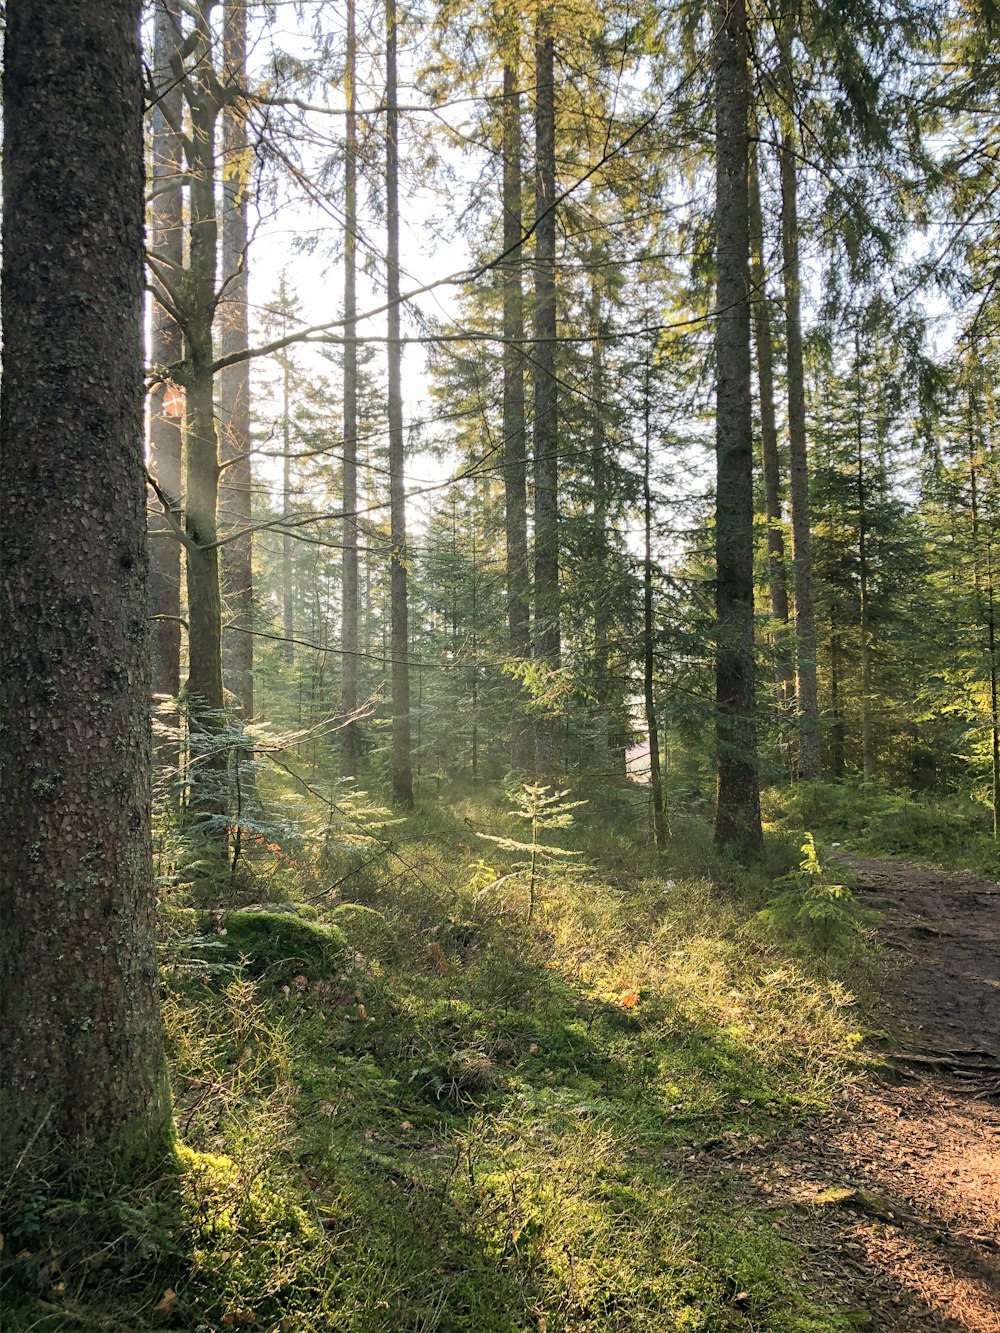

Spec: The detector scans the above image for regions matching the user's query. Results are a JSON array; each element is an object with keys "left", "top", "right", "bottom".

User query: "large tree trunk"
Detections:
[
  {"left": 778, "top": 32, "right": 821, "bottom": 779},
  {"left": 147, "top": 0, "right": 185, "bottom": 758},
  {"left": 340, "top": 0, "right": 361, "bottom": 778},
  {"left": 532, "top": 0, "right": 560, "bottom": 771},
  {"left": 220, "top": 0, "right": 254, "bottom": 727},
  {"left": 183, "top": 0, "right": 228, "bottom": 831},
  {"left": 712, "top": 0, "right": 764, "bottom": 855},
  {"left": 1, "top": 0, "right": 172, "bottom": 1186},
  {"left": 386, "top": 0, "right": 414, "bottom": 805}
]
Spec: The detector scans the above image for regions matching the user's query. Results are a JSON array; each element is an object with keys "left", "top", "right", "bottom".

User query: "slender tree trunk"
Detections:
[
  {"left": 148, "top": 0, "right": 185, "bottom": 763},
  {"left": 712, "top": 0, "right": 763, "bottom": 855},
  {"left": 968, "top": 380, "right": 1000, "bottom": 838},
  {"left": 1, "top": 0, "right": 171, "bottom": 1185},
  {"left": 183, "top": 1, "right": 228, "bottom": 831},
  {"left": 854, "top": 331, "right": 874, "bottom": 780},
  {"left": 502, "top": 60, "right": 531, "bottom": 659},
  {"left": 386, "top": 0, "right": 413, "bottom": 804},
  {"left": 340, "top": 0, "right": 361, "bottom": 778},
  {"left": 281, "top": 343, "right": 295, "bottom": 665},
  {"left": 502, "top": 56, "right": 532, "bottom": 769},
  {"left": 533, "top": 0, "right": 560, "bottom": 772},
  {"left": 220, "top": 0, "right": 254, "bottom": 726},
  {"left": 643, "top": 358, "right": 667, "bottom": 850},
  {"left": 778, "top": 36, "right": 821, "bottom": 780},
  {"left": 829, "top": 602, "right": 846, "bottom": 778},
  {"left": 748, "top": 149, "right": 794, "bottom": 714}
]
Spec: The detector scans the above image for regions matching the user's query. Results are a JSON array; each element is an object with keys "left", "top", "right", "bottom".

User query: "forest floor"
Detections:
[
  {"left": 689, "top": 856, "right": 1000, "bottom": 1333},
  {"left": 7, "top": 794, "right": 999, "bottom": 1333}
]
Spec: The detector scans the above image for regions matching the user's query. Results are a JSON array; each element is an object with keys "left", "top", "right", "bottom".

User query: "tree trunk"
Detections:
[
  {"left": 854, "top": 330, "right": 874, "bottom": 780},
  {"left": 502, "top": 59, "right": 531, "bottom": 661},
  {"left": 533, "top": 0, "right": 560, "bottom": 771},
  {"left": 643, "top": 357, "right": 667, "bottom": 850},
  {"left": 281, "top": 339, "right": 295, "bottom": 665},
  {"left": 148, "top": 0, "right": 185, "bottom": 762},
  {"left": 712, "top": 0, "right": 764, "bottom": 856},
  {"left": 386, "top": 0, "right": 414, "bottom": 805},
  {"left": 829, "top": 602, "right": 846, "bottom": 778},
  {"left": 778, "top": 34, "right": 821, "bottom": 780},
  {"left": 220, "top": 0, "right": 254, "bottom": 727},
  {"left": 183, "top": 1, "right": 228, "bottom": 831},
  {"left": 340, "top": 0, "right": 361, "bottom": 778},
  {"left": 748, "top": 148, "right": 794, "bottom": 724},
  {"left": 968, "top": 377, "right": 1000, "bottom": 839},
  {"left": 1, "top": 0, "right": 171, "bottom": 1186}
]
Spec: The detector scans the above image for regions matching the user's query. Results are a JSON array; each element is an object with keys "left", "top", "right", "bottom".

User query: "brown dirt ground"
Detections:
[{"left": 760, "top": 857, "right": 1000, "bottom": 1331}]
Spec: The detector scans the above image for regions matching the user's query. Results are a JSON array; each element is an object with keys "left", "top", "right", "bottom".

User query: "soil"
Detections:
[{"left": 744, "top": 856, "right": 1000, "bottom": 1331}]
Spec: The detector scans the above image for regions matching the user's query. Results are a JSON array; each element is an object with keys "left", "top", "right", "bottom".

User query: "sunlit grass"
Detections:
[{"left": 3, "top": 782, "right": 874, "bottom": 1331}]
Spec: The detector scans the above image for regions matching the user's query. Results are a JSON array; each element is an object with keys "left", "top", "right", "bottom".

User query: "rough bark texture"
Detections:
[
  {"left": 533, "top": 1, "right": 560, "bottom": 772},
  {"left": 220, "top": 0, "right": 254, "bottom": 725},
  {"left": 712, "top": 0, "right": 764, "bottom": 855},
  {"left": 0, "top": 0, "right": 172, "bottom": 1185},
  {"left": 386, "top": 0, "right": 414, "bottom": 805},
  {"left": 778, "top": 36, "right": 821, "bottom": 779},
  {"left": 147, "top": 0, "right": 184, "bottom": 728},
  {"left": 340, "top": 0, "right": 361, "bottom": 779}
]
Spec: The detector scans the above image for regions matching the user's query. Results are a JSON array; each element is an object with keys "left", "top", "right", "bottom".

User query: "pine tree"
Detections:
[
  {"left": 712, "top": 0, "right": 763, "bottom": 854},
  {"left": 1, "top": 0, "right": 171, "bottom": 1186}
]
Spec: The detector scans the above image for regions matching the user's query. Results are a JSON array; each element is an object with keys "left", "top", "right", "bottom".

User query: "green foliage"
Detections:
[
  {"left": 758, "top": 834, "right": 865, "bottom": 955},
  {"left": 765, "top": 779, "right": 998, "bottom": 876},
  {"left": 7, "top": 790, "right": 875, "bottom": 1332},
  {"left": 476, "top": 782, "right": 588, "bottom": 919}
]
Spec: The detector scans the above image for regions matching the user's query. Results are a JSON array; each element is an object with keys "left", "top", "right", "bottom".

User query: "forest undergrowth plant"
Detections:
[
  {"left": 758, "top": 833, "right": 864, "bottom": 955},
  {"left": 474, "top": 782, "right": 588, "bottom": 920}
]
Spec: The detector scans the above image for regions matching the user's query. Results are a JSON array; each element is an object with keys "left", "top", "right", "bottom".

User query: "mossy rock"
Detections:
[
  {"left": 216, "top": 910, "right": 345, "bottom": 981},
  {"left": 329, "top": 903, "right": 398, "bottom": 961}
]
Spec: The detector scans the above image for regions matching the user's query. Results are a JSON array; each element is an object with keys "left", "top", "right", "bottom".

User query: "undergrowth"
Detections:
[
  {"left": 3, "top": 783, "right": 877, "bottom": 1333},
  {"left": 764, "top": 779, "right": 999, "bottom": 877}
]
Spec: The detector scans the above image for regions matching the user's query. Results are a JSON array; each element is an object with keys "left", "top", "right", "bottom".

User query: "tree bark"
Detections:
[
  {"left": 220, "top": 0, "right": 254, "bottom": 727},
  {"left": 502, "top": 52, "right": 533, "bottom": 769},
  {"left": 183, "top": 0, "right": 228, "bottom": 831},
  {"left": 533, "top": 0, "right": 560, "bottom": 772},
  {"left": 340, "top": 0, "right": 361, "bottom": 778},
  {"left": 712, "top": 0, "right": 764, "bottom": 855},
  {"left": 854, "top": 330, "right": 874, "bottom": 780},
  {"left": 502, "top": 59, "right": 531, "bottom": 664},
  {"left": 643, "top": 357, "right": 667, "bottom": 850},
  {"left": 778, "top": 32, "right": 821, "bottom": 779},
  {"left": 1, "top": 0, "right": 172, "bottom": 1185},
  {"left": 148, "top": 0, "right": 185, "bottom": 750},
  {"left": 386, "top": 0, "right": 414, "bottom": 804},
  {"left": 281, "top": 336, "right": 295, "bottom": 665}
]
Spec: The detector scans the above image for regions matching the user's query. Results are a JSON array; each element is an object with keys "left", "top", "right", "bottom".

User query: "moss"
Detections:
[
  {"left": 330, "top": 903, "right": 398, "bottom": 961},
  {"left": 214, "top": 911, "right": 345, "bottom": 981}
]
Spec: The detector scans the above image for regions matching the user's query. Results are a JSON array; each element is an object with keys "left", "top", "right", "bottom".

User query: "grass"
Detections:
[
  {"left": 2, "top": 782, "right": 878, "bottom": 1333},
  {"left": 763, "top": 778, "right": 999, "bottom": 877}
]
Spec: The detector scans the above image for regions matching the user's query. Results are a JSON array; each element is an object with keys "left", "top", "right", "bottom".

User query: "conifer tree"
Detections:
[{"left": 1, "top": 0, "right": 171, "bottom": 1185}]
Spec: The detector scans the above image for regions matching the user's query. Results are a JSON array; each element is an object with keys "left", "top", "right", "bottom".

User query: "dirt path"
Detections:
[
  {"left": 743, "top": 857, "right": 1000, "bottom": 1331},
  {"left": 848, "top": 856, "right": 1000, "bottom": 1094}
]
